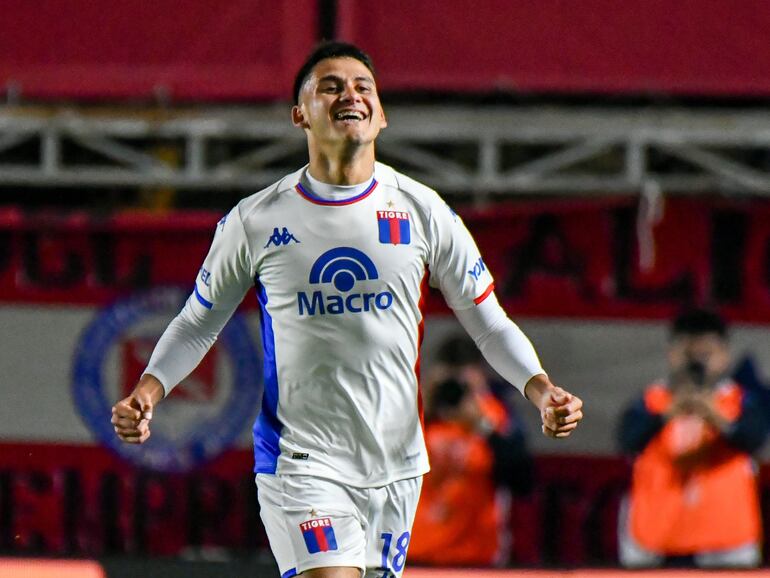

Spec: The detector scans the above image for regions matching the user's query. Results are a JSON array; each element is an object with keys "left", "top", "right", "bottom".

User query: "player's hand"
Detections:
[
  {"left": 525, "top": 375, "right": 584, "bottom": 438},
  {"left": 540, "top": 387, "right": 583, "bottom": 438},
  {"left": 111, "top": 374, "right": 164, "bottom": 444}
]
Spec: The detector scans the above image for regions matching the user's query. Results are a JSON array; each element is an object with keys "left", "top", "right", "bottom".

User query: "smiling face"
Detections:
[{"left": 292, "top": 57, "right": 387, "bottom": 150}]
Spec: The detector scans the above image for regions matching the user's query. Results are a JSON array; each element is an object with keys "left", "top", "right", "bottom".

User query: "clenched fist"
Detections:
[
  {"left": 111, "top": 374, "right": 165, "bottom": 444},
  {"left": 524, "top": 375, "right": 584, "bottom": 439}
]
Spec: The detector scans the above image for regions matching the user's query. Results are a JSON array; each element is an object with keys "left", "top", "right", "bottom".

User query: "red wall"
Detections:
[
  {"left": 3, "top": 1, "right": 770, "bottom": 101},
  {"left": 339, "top": 0, "right": 770, "bottom": 97},
  {"left": 3, "top": 443, "right": 770, "bottom": 565},
  {"left": 0, "top": 0, "right": 316, "bottom": 102}
]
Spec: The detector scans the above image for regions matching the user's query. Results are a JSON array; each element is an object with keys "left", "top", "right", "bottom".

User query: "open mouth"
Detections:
[{"left": 333, "top": 110, "right": 367, "bottom": 121}]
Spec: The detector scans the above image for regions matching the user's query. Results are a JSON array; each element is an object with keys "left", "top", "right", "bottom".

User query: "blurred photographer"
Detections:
[
  {"left": 409, "top": 336, "right": 533, "bottom": 567},
  {"left": 618, "top": 309, "right": 767, "bottom": 568}
]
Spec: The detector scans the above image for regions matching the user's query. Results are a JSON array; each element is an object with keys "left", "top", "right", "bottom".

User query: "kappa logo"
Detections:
[
  {"left": 264, "top": 227, "right": 300, "bottom": 248},
  {"left": 297, "top": 247, "right": 394, "bottom": 316}
]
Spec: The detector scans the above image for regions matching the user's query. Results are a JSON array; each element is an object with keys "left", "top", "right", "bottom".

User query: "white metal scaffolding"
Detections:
[{"left": 1, "top": 105, "right": 770, "bottom": 196}]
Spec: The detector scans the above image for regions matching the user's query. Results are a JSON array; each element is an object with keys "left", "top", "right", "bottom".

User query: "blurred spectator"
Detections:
[
  {"left": 617, "top": 309, "right": 767, "bottom": 569},
  {"left": 409, "top": 336, "right": 533, "bottom": 567},
  {"left": 733, "top": 354, "right": 770, "bottom": 426}
]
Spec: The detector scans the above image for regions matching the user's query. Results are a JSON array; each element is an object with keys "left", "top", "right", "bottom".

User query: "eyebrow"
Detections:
[{"left": 317, "top": 74, "right": 374, "bottom": 84}]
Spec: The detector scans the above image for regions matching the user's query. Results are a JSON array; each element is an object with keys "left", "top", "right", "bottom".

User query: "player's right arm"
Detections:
[
  {"left": 111, "top": 206, "right": 254, "bottom": 444},
  {"left": 111, "top": 373, "right": 164, "bottom": 444}
]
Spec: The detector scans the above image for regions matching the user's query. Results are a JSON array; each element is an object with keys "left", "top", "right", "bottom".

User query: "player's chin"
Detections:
[
  {"left": 338, "top": 131, "right": 373, "bottom": 146},
  {"left": 336, "top": 123, "right": 378, "bottom": 140}
]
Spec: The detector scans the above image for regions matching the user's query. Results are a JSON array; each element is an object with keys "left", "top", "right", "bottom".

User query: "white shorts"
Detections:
[{"left": 256, "top": 473, "right": 422, "bottom": 578}]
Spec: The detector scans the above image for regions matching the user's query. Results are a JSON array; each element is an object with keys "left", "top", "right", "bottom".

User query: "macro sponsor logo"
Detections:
[{"left": 298, "top": 247, "right": 394, "bottom": 316}]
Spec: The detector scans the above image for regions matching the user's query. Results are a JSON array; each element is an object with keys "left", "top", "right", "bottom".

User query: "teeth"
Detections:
[{"left": 335, "top": 111, "right": 364, "bottom": 120}]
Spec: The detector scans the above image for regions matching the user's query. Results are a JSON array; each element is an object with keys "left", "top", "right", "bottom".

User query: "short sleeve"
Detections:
[
  {"left": 428, "top": 201, "right": 494, "bottom": 310},
  {"left": 192, "top": 206, "right": 254, "bottom": 312}
]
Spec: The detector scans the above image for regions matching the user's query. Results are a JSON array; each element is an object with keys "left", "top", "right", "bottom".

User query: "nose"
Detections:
[{"left": 340, "top": 81, "right": 362, "bottom": 102}]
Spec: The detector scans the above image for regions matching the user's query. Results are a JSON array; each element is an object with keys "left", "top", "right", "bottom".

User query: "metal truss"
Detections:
[{"left": 2, "top": 105, "right": 770, "bottom": 197}]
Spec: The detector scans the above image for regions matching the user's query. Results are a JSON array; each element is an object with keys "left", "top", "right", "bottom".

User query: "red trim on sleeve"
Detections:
[{"left": 473, "top": 283, "right": 495, "bottom": 305}]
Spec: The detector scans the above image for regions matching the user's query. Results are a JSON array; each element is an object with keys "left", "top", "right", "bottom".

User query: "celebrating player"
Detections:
[{"left": 111, "top": 42, "right": 584, "bottom": 578}]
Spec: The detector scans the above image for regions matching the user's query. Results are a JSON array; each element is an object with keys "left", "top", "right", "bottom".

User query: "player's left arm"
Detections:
[
  {"left": 523, "top": 374, "right": 584, "bottom": 438},
  {"left": 427, "top": 199, "right": 582, "bottom": 438},
  {"left": 454, "top": 296, "right": 583, "bottom": 438}
]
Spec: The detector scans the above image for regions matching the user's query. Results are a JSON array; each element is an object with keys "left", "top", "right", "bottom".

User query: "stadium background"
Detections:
[{"left": 2, "top": 1, "right": 770, "bottom": 576}]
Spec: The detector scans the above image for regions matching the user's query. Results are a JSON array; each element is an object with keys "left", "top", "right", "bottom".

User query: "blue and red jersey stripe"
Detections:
[{"left": 377, "top": 210, "right": 410, "bottom": 245}]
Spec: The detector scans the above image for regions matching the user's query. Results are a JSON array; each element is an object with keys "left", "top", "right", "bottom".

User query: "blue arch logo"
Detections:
[
  {"left": 309, "top": 247, "right": 378, "bottom": 292},
  {"left": 71, "top": 287, "right": 261, "bottom": 472}
]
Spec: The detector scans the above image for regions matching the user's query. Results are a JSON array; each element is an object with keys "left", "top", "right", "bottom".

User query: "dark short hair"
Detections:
[
  {"left": 670, "top": 308, "right": 728, "bottom": 340},
  {"left": 293, "top": 41, "right": 376, "bottom": 104}
]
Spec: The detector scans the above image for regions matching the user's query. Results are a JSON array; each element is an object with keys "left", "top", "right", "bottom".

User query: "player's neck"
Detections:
[{"left": 307, "top": 145, "right": 375, "bottom": 186}]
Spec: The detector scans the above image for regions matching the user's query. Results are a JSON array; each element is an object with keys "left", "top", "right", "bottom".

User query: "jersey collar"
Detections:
[{"left": 295, "top": 178, "right": 378, "bottom": 206}]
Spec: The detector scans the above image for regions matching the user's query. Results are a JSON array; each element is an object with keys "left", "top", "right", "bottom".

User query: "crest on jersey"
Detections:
[
  {"left": 299, "top": 518, "right": 338, "bottom": 554},
  {"left": 377, "top": 210, "right": 411, "bottom": 245}
]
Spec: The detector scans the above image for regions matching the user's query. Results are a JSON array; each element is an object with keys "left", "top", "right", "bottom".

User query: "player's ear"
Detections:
[
  {"left": 292, "top": 105, "right": 309, "bottom": 129},
  {"left": 379, "top": 107, "right": 388, "bottom": 129}
]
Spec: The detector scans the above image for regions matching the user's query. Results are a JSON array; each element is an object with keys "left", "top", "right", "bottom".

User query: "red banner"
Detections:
[
  {"left": 4, "top": 1, "right": 770, "bottom": 102},
  {"left": 340, "top": 0, "right": 770, "bottom": 97},
  {"left": 2, "top": 198, "right": 770, "bottom": 321},
  {"left": 0, "top": 0, "right": 315, "bottom": 102},
  {"left": 2, "top": 442, "right": 769, "bottom": 564}
]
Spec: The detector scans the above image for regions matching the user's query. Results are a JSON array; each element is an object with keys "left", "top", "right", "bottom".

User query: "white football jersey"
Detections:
[{"left": 162, "top": 162, "right": 495, "bottom": 487}]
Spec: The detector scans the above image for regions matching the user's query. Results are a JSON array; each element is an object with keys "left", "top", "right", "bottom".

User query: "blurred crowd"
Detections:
[{"left": 411, "top": 309, "right": 770, "bottom": 570}]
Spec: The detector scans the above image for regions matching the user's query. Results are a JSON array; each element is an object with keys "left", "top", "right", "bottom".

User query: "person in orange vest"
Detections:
[
  {"left": 618, "top": 309, "right": 767, "bottom": 568},
  {"left": 410, "top": 337, "right": 533, "bottom": 566}
]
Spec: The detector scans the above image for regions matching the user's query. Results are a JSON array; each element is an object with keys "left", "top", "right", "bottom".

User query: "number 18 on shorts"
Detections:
[{"left": 379, "top": 531, "right": 411, "bottom": 576}]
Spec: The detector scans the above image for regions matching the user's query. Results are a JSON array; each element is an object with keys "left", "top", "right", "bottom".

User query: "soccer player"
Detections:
[{"left": 111, "top": 42, "right": 584, "bottom": 578}]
